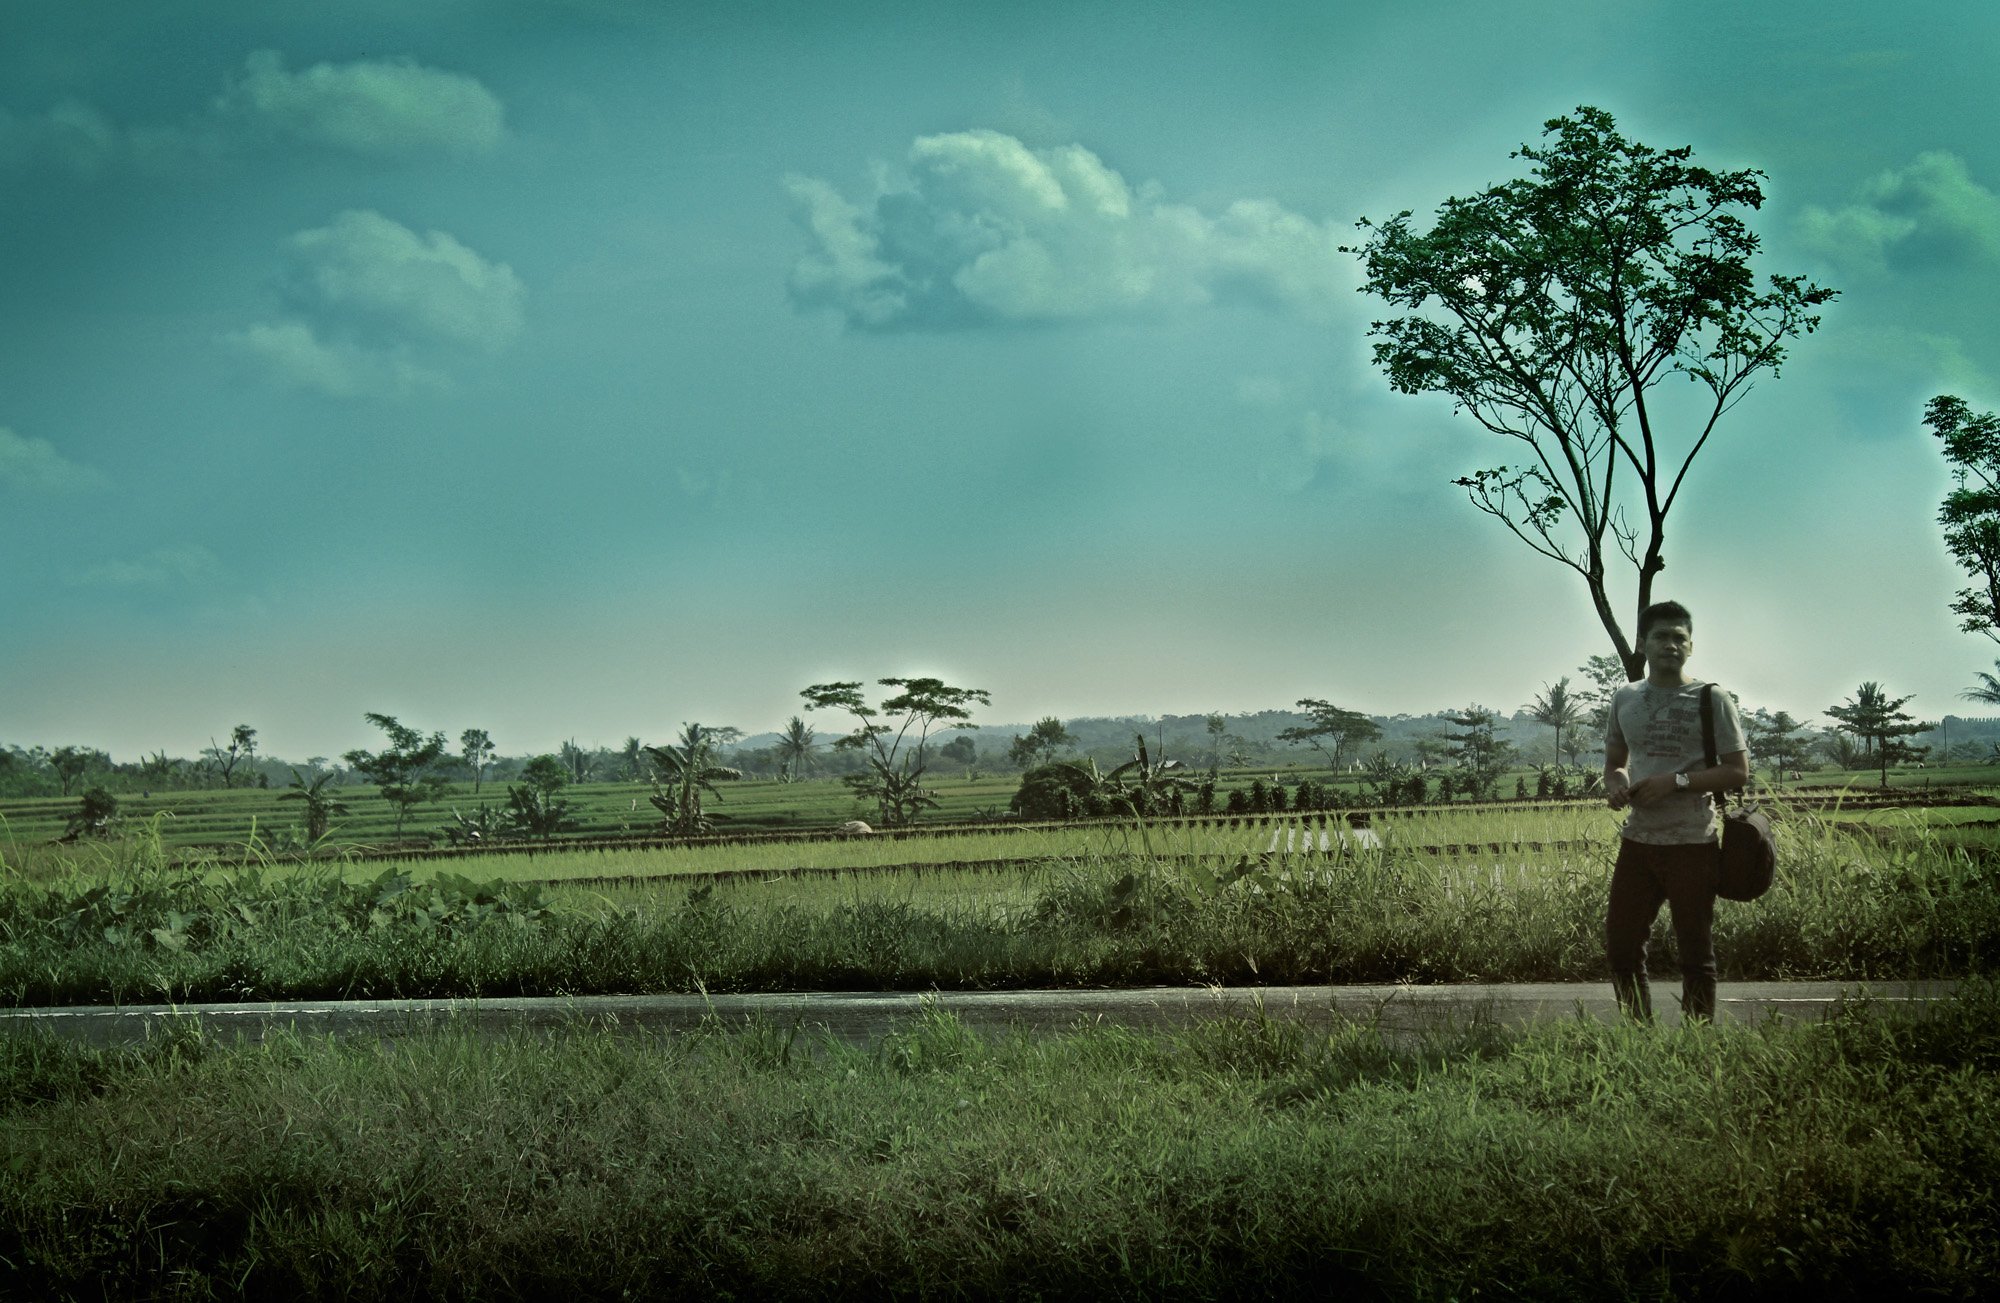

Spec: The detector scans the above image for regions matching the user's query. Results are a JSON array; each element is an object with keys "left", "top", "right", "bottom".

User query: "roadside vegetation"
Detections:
[
  {"left": 4, "top": 799, "right": 1996, "bottom": 1007},
  {"left": 3, "top": 984, "right": 1995, "bottom": 1299}
]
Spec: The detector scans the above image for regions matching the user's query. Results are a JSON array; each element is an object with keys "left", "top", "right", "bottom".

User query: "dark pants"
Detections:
[{"left": 1606, "top": 837, "right": 1719, "bottom": 1022}]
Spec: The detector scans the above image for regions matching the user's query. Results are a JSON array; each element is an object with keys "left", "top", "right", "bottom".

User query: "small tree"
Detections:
[
  {"left": 460, "top": 728, "right": 496, "bottom": 793},
  {"left": 507, "top": 754, "right": 578, "bottom": 842},
  {"left": 775, "top": 716, "right": 818, "bottom": 783},
  {"left": 1926, "top": 395, "right": 2000, "bottom": 641},
  {"left": 342, "top": 713, "right": 452, "bottom": 835},
  {"left": 1523, "top": 677, "right": 1584, "bottom": 765},
  {"left": 801, "top": 677, "right": 990, "bottom": 828},
  {"left": 279, "top": 768, "right": 349, "bottom": 843},
  {"left": 1743, "top": 709, "right": 1815, "bottom": 786},
  {"left": 559, "top": 738, "right": 595, "bottom": 785},
  {"left": 1443, "top": 705, "right": 1515, "bottom": 800},
  {"left": 1826, "top": 683, "right": 1934, "bottom": 788},
  {"left": 205, "top": 725, "right": 257, "bottom": 787},
  {"left": 1349, "top": 106, "right": 1834, "bottom": 678},
  {"left": 47, "top": 746, "right": 104, "bottom": 797},
  {"left": 63, "top": 786, "right": 118, "bottom": 839},
  {"left": 646, "top": 723, "right": 742, "bottom": 837},
  {"left": 1276, "top": 699, "right": 1382, "bottom": 774},
  {"left": 1574, "top": 653, "right": 1628, "bottom": 739}
]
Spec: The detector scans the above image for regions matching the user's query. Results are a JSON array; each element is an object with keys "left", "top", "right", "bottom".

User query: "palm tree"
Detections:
[
  {"left": 775, "top": 716, "right": 817, "bottom": 783},
  {"left": 1963, "top": 662, "right": 2000, "bottom": 705},
  {"left": 1524, "top": 677, "right": 1585, "bottom": 765},
  {"left": 646, "top": 723, "right": 743, "bottom": 836}
]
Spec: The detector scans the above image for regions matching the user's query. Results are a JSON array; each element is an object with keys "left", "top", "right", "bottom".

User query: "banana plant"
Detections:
[{"left": 646, "top": 723, "right": 743, "bottom": 837}]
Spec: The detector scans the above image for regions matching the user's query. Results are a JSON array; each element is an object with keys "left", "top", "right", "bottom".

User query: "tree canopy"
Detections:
[
  {"left": 341, "top": 713, "right": 451, "bottom": 834},
  {"left": 1826, "top": 683, "right": 1933, "bottom": 788},
  {"left": 1349, "top": 106, "right": 1834, "bottom": 679},
  {"left": 1926, "top": 394, "right": 2000, "bottom": 643},
  {"left": 1276, "top": 699, "right": 1382, "bottom": 773},
  {"left": 801, "top": 677, "right": 989, "bottom": 827}
]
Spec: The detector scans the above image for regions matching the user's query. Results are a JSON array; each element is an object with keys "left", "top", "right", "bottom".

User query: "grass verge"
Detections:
[{"left": 2, "top": 984, "right": 1995, "bottom": 1299}]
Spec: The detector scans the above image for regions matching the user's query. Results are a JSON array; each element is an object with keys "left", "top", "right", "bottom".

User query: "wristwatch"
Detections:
[{"left": 1674, "top": 772, "right": 1691, "bottom": 790}]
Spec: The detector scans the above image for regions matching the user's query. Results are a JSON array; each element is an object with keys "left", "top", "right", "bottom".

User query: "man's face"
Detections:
[{"left": 1642, "top": 621, "right": 1693, "bottom": 675}]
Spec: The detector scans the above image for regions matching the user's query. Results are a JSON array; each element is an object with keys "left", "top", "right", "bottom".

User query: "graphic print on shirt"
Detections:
[{"left": 1635, "top": 689, "right": 1702, "bottom": 771}]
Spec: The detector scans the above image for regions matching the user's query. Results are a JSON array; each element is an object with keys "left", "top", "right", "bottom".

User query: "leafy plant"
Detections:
[
  {"left": 278, "top": 767, "right": 348, "bottom": 844},
  {"left": 647, "top": 724, "right": 742, "bottom": 837},
  {"left": 61, "top": 787, "right": 119, "bottom": 840}
]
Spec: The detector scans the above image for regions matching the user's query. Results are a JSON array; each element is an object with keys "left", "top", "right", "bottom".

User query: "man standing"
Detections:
[{"left": 1603, "top": 600, "right": 1750, "bottom": 1021}]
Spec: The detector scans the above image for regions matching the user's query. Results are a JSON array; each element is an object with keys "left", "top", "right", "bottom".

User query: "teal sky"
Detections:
[{"left": 4, "top": 0, "right": 1997, "bottom": 761}]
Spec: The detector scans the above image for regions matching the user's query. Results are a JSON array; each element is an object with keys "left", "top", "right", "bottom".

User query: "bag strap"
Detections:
[{"left": 1700, "top": 683, "right": 1732, "bottom": 811}]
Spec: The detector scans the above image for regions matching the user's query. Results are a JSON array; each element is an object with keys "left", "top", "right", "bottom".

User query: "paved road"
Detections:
[{"left": 0, "top": 981, "right": 1960, "bottom": 1049}]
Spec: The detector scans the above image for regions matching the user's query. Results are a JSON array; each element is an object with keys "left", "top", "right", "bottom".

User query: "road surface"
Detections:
[{"left": 0, "top": 981, "right": 1960, "bottom": 1049}]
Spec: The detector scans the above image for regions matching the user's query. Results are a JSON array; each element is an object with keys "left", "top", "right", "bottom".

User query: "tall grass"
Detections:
[
  {"left": 4, "top": 797, "right": 1997, "bottom": 1005},
  {"left": 2, "top": 984, "right": 1995, "bottom": 1299}
]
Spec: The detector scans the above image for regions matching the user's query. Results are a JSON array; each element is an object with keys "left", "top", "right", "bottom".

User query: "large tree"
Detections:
[
  {"left": 1825, "top": 683, "right": 1934, "bottom": 788},
  {"left": 801, "top": 677, "right": 989, "bottom": 827},
  {"left": 1926, "top": 395, "right": 2000, "bottom": 642},
  {"left": 1276, "top": 699, "right": 1382, "bottom": 774},
  {"left": 1349, "top": 106, "right": 1834, "bottom": 679}
]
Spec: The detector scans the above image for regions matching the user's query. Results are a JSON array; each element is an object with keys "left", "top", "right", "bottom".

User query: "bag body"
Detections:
[
  {"left": 1701, "top": 684, "right": 1779, "bottom": 902},
  {"left": 1717, "top": 803, "right": 1777, "bottom": 901}
]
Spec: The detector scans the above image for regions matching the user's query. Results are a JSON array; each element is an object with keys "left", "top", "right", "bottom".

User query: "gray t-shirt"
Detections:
[{"left": 1606, "top": 679, "right": 1748, "bottom": 845}]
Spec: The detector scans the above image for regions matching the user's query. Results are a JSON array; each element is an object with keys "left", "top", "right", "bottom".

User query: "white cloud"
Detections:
[
  {"left": 0, "top": 50, "right": 502, "bottom": 177},
  {"left": 231, "top": 210, "right": 523, "bottom": 398},
  {"left": 787, "top": 129, "right": 1351, "bottom": 330},
  {"left": 1797, "top": 151, "right": 2000, "bottom": 274},
  {"left": 280, "top": 209, "right": 525, "bottom": 351},
  {"left": 71, "top": 545, "right": 219, "bottom": 589},
  {"left": 0, "top": 426, "right": 107, "bottom": 492},
  {"left": 214, "top": 50, "right": 504, "bottom": 157},
  {"left": 224, "top": 320, "right": 447, "bottom": 399}
]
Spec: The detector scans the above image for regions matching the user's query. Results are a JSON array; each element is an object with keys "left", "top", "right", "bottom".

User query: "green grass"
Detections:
[
  {"left": 5, "top": 799, "right": 1997, "bottom": 1006},
  {"left": 7, "top": 763, "right": 1992, "bottom": 870},
  {"left": 2, "top": 984, "right": 1995, "bottom": 1299}
]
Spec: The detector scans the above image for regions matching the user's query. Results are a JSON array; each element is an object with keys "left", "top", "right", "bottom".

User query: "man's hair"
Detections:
[{"left": 1638, "top": 600, "right": 1693, "bottom": 639}]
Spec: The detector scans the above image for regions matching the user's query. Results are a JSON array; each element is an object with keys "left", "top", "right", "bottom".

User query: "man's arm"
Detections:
[
  {"left": 1604, "top": 736, "right": 1631, "bottom": 810},
  {"left": 1626, "top": 750, "right": 1749, "bottom": 806}
]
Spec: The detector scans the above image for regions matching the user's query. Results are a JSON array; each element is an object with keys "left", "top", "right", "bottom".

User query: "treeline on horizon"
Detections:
[{"left": 10, "top": 696, "right": 2000, "bottom": 802}]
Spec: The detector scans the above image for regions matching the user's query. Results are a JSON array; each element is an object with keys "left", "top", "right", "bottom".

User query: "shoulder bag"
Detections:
[{"left": 1701, "top": 683, "right": 1778, "bottom": 901}]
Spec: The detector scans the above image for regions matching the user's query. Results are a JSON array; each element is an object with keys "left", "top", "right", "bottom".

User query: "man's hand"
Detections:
[
  {"left": 1625, "top": 772, "right": 1682, "bottom": 807},
  {"left": 1605, "top": 768, "right": 1631, "bottom": 810}
]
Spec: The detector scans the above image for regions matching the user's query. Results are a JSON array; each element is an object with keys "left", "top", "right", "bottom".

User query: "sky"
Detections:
[{"left": 3, "top": 0, "right": 1998, "bottom": 763}]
